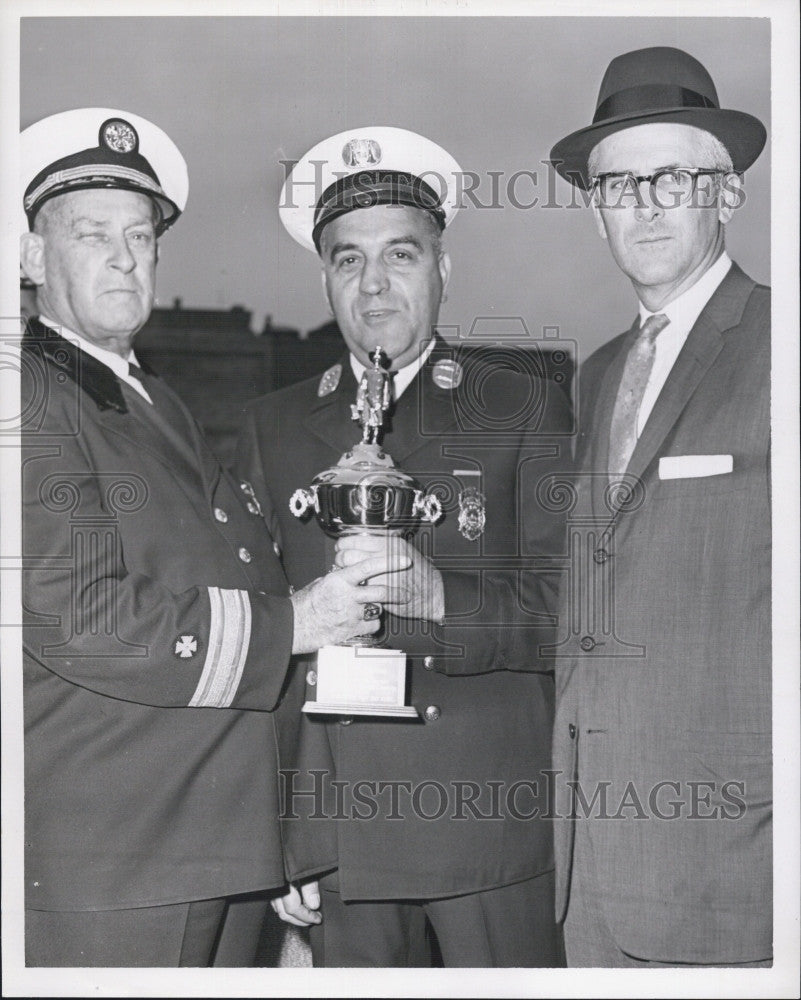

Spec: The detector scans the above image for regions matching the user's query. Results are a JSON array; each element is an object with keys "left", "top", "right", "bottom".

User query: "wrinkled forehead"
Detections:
[
  {"left": 590, "top": 123, "right": 712, "bottom": 174},
  {"left": 39, "top": 187, "right": 160, "bottom": 230}
]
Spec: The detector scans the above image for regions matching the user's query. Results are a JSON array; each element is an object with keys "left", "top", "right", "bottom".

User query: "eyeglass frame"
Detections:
[{"left": 590, "top": 167, "right": 735, "bottom": 210}]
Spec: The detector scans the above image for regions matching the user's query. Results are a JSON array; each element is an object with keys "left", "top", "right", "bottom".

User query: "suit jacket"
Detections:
[
  {"left": 237, "top": 337, "right": 573, "bottom": 901},
  {"left": 552, "top": 264, "right": 771, "bottom": 963},
  {"left": 22, "top": 319, "right": 299, "bottom": 912}
]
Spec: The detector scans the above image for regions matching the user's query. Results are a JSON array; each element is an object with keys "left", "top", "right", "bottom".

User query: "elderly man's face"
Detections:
[
  {"left": 320, "top": 204, "right": 450, "bottom": 371},
  {"left": 25, "top": 188, "right": 158, "bottom": 356},
  {"left": 591, "top": 123, "right": 734, "bottom": 309}
]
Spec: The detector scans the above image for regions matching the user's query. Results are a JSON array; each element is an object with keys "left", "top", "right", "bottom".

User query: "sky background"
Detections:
[{"left": 20, "top": 14, "right": 771, "bottom": 360}]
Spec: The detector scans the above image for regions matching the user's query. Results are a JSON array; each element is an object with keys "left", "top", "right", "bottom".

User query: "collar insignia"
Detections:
[
  {"left": 432, "top": 358, "right": 463, "bottom": 390},
  {"left": 318, "top": 363, "right": 342, "bottom": 396}
]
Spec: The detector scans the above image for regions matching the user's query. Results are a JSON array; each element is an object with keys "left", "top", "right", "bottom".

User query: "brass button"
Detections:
[
  {"left": 273, "top": 541, "right": 281, "bottom": 557},
  {"left": 593, "top": 548, "right": 609, "bottom": 564},
  {"left": 339, "top": 717, "right": 353, "bottom": 726},
  {"left": 238, "top": 547, "right": 252, "bottom": 563},
  {"left": 213, "top": 507, "right": 228, "bottom": 523},
  {"left": 579, "top": 635, "right": 596, "bottom": 652},
  {"left": 306, "top": 670, "right": 317, "bottom": 686},
  {"left": 424, "top": 705, "right": 441, "bottom": 722},
  {"left": 568, "top": 723, "right": 577, "bottom": 739},
  {"left": 423, "top": 656, "right": 434, "bottom": 671},
  {"left": 288, "top": 585, "right": 295, "bottom": 595}
]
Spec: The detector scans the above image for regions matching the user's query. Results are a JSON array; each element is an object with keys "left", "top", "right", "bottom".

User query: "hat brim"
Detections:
[
  {"left": 550, "top": 107, "right": 766, "bottom": 189},
  {"left": 28, "top": 180, "right": 180, "bottom": 236}
]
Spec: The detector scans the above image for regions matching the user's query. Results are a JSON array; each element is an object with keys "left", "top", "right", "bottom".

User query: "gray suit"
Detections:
[{"left": 552, "top": 263, "right": 771, "bottom": 964}]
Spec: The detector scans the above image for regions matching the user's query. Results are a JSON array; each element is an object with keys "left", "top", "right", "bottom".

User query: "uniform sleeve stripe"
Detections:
[{"left": 188, "top": 587, "right": 251, "bottom": 708}]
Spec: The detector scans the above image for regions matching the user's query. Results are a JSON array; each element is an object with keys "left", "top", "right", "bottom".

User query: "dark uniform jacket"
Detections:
[
  {"left": 22, "top": 319, "right": 298, "bottom": 912},
  {"left": 552, "top": 264, "right": 772, "bottom": 963},
  {"left": 237, "top": 337, "right": 573, "bottom": 901}
]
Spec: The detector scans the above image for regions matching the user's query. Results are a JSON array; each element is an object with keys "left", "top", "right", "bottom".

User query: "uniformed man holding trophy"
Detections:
[{"left": 236, "top": 127, "right": 572, "bottom": 966}]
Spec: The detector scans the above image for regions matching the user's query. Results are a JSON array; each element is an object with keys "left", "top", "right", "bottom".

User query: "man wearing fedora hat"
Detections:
[
  {"left": 18, "top": 108, "right": 407, "bottom": 966},
  {"left": 549, "top": 47, "right": 771, "bottom": 966}
]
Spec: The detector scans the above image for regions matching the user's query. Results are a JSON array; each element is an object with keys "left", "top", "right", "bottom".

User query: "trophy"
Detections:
[{"left": 289, "top": 347, "right": 442, "bottom": 718}]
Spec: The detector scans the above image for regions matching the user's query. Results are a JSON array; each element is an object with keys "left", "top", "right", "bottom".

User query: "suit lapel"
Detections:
[
  {"left": 28, "top": 321, "right": 212, "bottom": 498},
  {"left": 383, "top": 339, "right": 460, "bottom": 462},
  {"left": 597, "top": 263, "right": 756, "bottom": 529},
  {"left": 302, "top": 356, "right": 362, "bottom": 456},
  {"left": 624, "top": 316, "right": 724, "bottom": 486},
  {"left": 626, "top": 264, "right": 754, "bottom": 488}
]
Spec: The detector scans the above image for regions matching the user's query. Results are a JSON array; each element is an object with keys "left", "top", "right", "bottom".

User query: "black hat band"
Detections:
[
  {"left": 594, "top": 83, "right": 718, "bottom": 124},
  {"left": 313, "top": 170, "right": 445, "bottom": 250}
]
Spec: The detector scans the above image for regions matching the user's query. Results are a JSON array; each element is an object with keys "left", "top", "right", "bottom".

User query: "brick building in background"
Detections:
[
  {"left": 21, "top": 287, "right": 575, "bottom": 473},
  {"left": 134, "top": 299, "right": 344, "bottom": 468}
]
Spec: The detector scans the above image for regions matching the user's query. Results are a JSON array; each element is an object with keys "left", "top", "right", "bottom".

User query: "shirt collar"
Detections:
[
  {"left": 38, "top": 315, "right": 140, "bottom": 379},
  {"left": 638, "top": 252, "right": 732, "bottom": 332},
  {"left": 349, "top": 339, "right": 436, "bottom": 401}
]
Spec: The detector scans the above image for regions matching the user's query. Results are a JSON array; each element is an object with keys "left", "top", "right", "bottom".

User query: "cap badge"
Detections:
[
  {"left": 100, "top": 118, "right": 138, "bottom": 154},
  {"left": 175, "top": 634, "right": 198, "bottom": 659},
  {"left": 318, "top": 363, "right": 342, "bottom": 396},
  {"left": 342, "top": 138, "right": 382, "bottom": 168},
  {"left": 432, "top": 358, "right": 463, "bottom": 390},
  {"left": 458, "top": 487, "right": 486, "bottom": 541}
]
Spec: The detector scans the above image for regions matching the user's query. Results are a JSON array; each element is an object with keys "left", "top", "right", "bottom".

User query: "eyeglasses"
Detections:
[{"left": 591, "top": 168, "right": 729, "bottom": 209}]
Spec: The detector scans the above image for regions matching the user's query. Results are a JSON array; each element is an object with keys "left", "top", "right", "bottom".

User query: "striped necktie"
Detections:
[{"left": 607, "top": 312, "right": 670, "bottom": 478}]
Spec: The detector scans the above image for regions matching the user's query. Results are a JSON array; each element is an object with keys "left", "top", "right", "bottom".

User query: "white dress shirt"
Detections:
[
  {"left": 350, "top": 339, "right": 436, "bottom": 402},
  {"left": 635, "top": 252, "right": 731, "bottom": 436},
  {"left": 39, "top": 315, "right": 153, "bottom": 404}
]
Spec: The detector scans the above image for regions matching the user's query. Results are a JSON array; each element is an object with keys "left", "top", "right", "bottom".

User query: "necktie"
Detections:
[
  {"left": 607, "top": 312, "right": 670, "bottom": 478},
  {"left": 127, "top": 362, "right": 154, "bottom": 403}
]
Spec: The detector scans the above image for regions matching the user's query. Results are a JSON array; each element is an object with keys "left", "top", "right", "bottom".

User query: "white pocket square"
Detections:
[{"left": 658, "top": 454, "right": 733, "bottom": 480}]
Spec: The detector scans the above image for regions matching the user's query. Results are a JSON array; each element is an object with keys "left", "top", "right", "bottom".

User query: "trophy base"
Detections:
[{"left": 302, "top": 643, "right": 418, "bottom": 719}]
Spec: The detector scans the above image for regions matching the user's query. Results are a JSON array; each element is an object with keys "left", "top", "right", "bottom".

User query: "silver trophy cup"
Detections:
[{"left": 290, "top": 348, "right": 441, "bottom": 717}]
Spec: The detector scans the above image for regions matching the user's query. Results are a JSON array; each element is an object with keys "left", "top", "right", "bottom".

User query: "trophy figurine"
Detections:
[{"left": 289, "top": 347, "right": 442, "bottom": 717}]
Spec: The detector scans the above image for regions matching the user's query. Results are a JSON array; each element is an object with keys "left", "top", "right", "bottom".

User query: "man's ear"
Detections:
[
  {"left": 20, "top": 232, "right": 46, "bottom": 286},
  {"left": 438, "top": 250, "right": 451, "bottom": 299},
  {"left": 320, "top": 266, "right": 336, "bottom": 318},
  {"left": 718, "top": 172, "right": 745, "bottom": 225},
  {"left": 591, "top": 198, "right": 609, "bottom": 241}
]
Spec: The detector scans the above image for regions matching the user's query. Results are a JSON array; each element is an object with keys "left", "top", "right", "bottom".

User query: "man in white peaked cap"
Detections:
[
  {"left": 20, "top": 108, "right": 407, "bottom": 966},
  {"left": 236, "top": 126, "right": 572, "bottom": 966}
]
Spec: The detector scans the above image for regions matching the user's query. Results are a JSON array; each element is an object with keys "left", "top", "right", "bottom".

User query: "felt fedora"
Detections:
[{"left": 550, "top": 46, "right": 766, "bottom": 189}]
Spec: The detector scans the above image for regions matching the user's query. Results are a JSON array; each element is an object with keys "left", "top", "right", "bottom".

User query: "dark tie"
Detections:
[
  {"left": 127, "top": 361, "right": 153, "bottom": 401},
  {"left": 607, "top": 312, "right": 670, "bottom": 478}
]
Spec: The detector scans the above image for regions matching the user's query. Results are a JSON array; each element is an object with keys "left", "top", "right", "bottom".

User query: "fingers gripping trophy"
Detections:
[{"left": 290, "top": 346, "right": 442, "bottom": 717}]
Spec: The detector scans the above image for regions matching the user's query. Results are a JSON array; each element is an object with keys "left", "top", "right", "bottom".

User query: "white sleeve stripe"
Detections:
[
  {"left": 218, "top": 589, "right": 251, "bottom": 707},
  {"left": 189, "top": 587, "right": 250, "bottom": 708},
  {"left": 189, "top": 587, "right": 223, "bottom": 707}
]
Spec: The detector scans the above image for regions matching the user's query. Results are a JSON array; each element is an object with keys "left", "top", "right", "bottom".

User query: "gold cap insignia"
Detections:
[
  {"left": 101, "top": 118, "right": 138, "bottom": 154},
  {"left": 342, "top": 138, "right": 382, "bottom": 167}
]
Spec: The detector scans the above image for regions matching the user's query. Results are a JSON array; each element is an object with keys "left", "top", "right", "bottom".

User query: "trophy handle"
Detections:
[
  {"left": 289, "top": 487, "right": 316, "bottom": 518},
  {"left": 413, "top": 490, "right": 443, "bottom": 524}
]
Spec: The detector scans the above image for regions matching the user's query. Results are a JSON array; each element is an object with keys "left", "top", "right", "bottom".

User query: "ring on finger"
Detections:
[{"left": 362, "top": 602, "right": 382, "bottom": 621}]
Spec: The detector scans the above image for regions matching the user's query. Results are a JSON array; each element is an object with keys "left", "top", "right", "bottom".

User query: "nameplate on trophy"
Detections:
[{"left": 303, "top": 645, "right": 418, "bottom": 718}]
